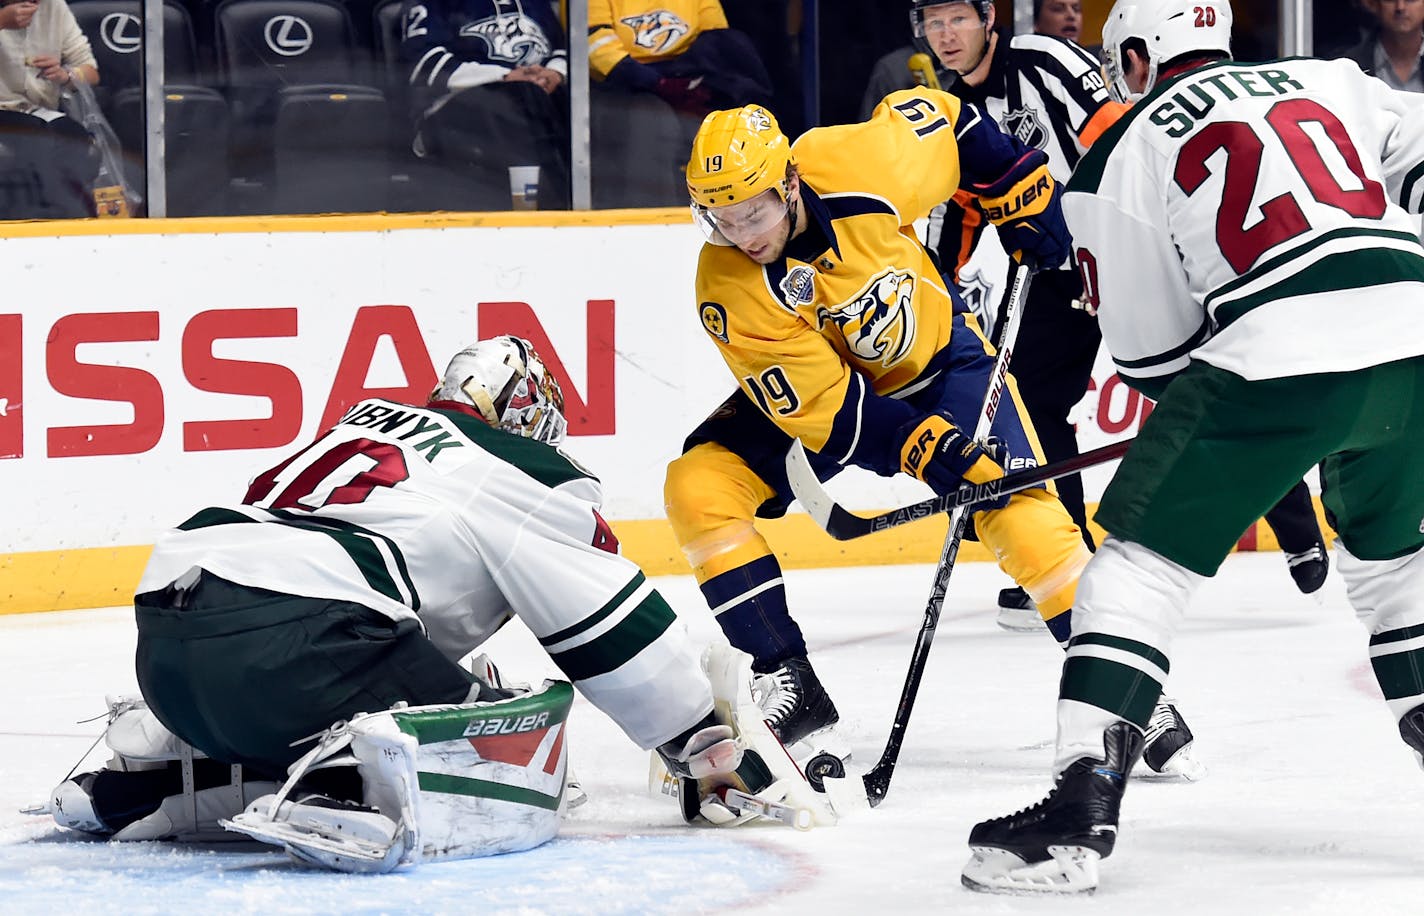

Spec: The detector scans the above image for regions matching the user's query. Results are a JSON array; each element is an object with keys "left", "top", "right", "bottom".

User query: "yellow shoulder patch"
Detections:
[{"left": 700, "top": 301, "right": 730, "bottom": 343}]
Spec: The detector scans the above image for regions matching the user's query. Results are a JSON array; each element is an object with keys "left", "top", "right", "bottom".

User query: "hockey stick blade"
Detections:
[{"left": 786, "top": 438, "right": 1134, "bottom": 541}]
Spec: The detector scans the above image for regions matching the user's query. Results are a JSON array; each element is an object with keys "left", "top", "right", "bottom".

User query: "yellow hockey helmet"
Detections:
[{"left": 686, "top": 105, "right": 795, "bottom": 209}]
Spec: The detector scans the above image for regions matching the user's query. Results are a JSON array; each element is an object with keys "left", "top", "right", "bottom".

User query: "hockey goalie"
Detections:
[{"left": 27, "top": 336, "right": 834, "bottom": 872}]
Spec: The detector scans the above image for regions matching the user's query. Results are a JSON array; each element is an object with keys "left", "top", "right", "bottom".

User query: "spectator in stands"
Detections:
[
  {"left": 1318, "top": 1, "right": 1381, "bottom": 59},
  {"left": 1033, "top": 0, "right": 1081, "bottom": 42},
  {"left": 587, "top": 0, "right": 772, "bottom": 207},
  {"left": 0, "top": 0, "right": 99, "bottom": 218},
  {"left": 1343, "top": 0, "right": 1424, "bottom": 92},
  {"left": 401, "top": 0, "right": 571, "bottom": 210}
]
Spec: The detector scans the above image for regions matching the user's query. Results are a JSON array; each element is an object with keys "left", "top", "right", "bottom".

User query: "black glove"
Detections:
[
  {"left": 654, "top": 76, "right": 715, "bottom": 117},
  {"left": 973, "top": 149, "right": 1072, "bottom": 270},
  {"left": 898, "top": 413, "right": 1011, "bottom": 509}
]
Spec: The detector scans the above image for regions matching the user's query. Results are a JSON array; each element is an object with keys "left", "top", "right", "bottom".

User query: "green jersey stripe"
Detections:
[
  {"left": 1069, "top": 632, "right": 1171, "bottom": 673},
  {"left": 177, "top": 507, "right": 260, "bottom": 531},
  {"left": 1204, "top": 227, "right": 1423, "bottom": 312},
  {"left": 1112, "top": 317, "right": 1212, "bottom": 370},
  {"left": 1060, "top": 655, "right": 1163, "bottom": 725},
  {"left": 270, "top": 510, "right": 421, "bottom": 610},
  {"left": 539, "top": 573, "right": 646, "bottom": 647},
  {"left": 425, "top": 404, "right": 596, "bottom": 491},
  {"left": 1214, "top": 245, "right": 1424, "bottom": 331},
  {"left": 416, "top": 772, "right": 564, "bottom": 811},
  {"left": 550, "top": 591, "right": 677, "bottom": 682}
]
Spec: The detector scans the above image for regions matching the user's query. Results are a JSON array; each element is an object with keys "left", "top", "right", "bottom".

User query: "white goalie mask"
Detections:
[
  {"left": 431, "top": 336, "right": 568, "bottom": 446},
  {"left": 1101, "top": 0, "right": 1233, "bottom": 103}
]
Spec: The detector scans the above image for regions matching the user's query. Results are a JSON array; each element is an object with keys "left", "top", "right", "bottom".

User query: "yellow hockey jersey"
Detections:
[
  {"left": 694, "top": 87, "right": 1041, "bottom": 476},
  {"left": 589, "top": 0, "right": 727, "bottom": 78}
]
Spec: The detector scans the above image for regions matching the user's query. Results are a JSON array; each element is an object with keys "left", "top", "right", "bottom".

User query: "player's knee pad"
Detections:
[
  {"left": 977, "top": 488, "right": 1091, "bottom": 619},
  {"left": 665, "top": 444, "right": 777, "bottom": 578},
  {"left": 34, "top": 695, "right": 278, "bottom": 841},
  {"left": 1073, "top": 538, "right": 1203, "bottom": 649},
  {"left": 649, "top": 644, "right": 837, "bottom": 830},
  {"left": 224, "top": 680, "right": 576, "bottom": 873}
]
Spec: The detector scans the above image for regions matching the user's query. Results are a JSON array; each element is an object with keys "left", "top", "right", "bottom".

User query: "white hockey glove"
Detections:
[{"left": 650, "top": 644, "right": 837, "bottom": 830}]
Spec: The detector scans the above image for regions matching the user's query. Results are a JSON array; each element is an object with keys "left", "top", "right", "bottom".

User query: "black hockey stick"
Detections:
[{"left": 785, "top": 437, "right": 1133, "bottom": 541}]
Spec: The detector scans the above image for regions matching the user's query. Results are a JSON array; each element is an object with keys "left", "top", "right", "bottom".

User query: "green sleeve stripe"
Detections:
[
  {"left": 177, "top": 507, "right": 259, "bottom": 531},
  {"left": 1059, "top": 655, "right": 1163, "bottom": 726},
  {"left": 1401, "top": 160, "right": 1424, "bottom": 211},
  {"left": 549, "top": 591, "right": 677, "bottom": 682},
  {"left": 1204, "top": 227, "right": 1423, "bottom": 312},
  {"left": 539, "top": 572, "right": 646, "bottom": 647},
  {"left": 1214, "top": 245, "right": 1424, "bottom": 331},
  {"left": 1069, "top": 632, "right": 1171, "bottom": 673},
  {"left": 417, "top": 772, "right": 563, "bottom": 811}
]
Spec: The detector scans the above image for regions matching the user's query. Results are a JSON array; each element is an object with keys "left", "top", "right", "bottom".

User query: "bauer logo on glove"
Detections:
[{"left": 980, "top": 172, "right": 1053, "bottom": 222}]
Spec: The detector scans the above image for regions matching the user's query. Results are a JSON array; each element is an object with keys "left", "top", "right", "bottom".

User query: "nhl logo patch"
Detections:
[
  {"left": 1003, "top": 107, "right": 1048, "bottom": 150},
  {"left": 780, "top": 265, "right": 817, "bottom": 307},
  {"left": 700, "top": 301, "right": 730, "bottom": 343}
]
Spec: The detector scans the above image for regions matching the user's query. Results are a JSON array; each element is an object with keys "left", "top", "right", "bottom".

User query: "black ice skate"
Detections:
[
  {"left": 961, "top": 722, "right": 1144, "bottom": 895},
  {"left": 1285, "top": 543, "right": 1329, "bottom": 595},
  {"left": 1398, "top": 701, "right": 1424, "bottom": 771},
  {"left": 995, "top": 586, "right": 1044, "bottom": 632},
  {"left": 753, "top": 655, "right": 840, "bottom": 753},
  {"left": 1139, "top": 698, "right": 1206, "bottom": 780}
]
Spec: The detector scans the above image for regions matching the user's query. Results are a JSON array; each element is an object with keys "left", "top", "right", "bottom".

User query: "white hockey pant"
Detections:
[{"left": 1054, "top": 538, "right": 1205, "bottom": 775}]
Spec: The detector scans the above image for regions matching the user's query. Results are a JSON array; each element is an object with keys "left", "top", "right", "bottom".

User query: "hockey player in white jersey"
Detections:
[
  {"left": 960, "top": 0, "right": 1424, "bottom": 895},
  {"left": 35, "top": 336, "right": 828, "bottom": 872}
]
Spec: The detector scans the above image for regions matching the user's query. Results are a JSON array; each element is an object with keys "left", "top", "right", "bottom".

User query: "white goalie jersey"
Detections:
[
  {"left": 1063, "top": 57, "right": 1424, "bottom": 395},
  {"left": 138, "top": 398, "right": 708, "bottom": 749}
]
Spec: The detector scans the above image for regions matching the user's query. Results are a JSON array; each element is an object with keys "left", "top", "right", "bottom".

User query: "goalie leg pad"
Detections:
[{"left": 225, "top": 680, "right": 576, "bottom": 873}]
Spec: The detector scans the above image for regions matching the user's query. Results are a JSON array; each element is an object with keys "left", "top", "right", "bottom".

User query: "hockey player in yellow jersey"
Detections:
[{"left": 665, "top": 89, "right": 1099, "bottom": 759}]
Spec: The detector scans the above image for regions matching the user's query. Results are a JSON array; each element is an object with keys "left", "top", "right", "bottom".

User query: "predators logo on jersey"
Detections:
[
  {"left": 817, "top": 269, "right": 918, "bottom": 368},
  {"left": 620, "top": 10, "right": 690, "bottom": 54},
  {"left": 459, "top": 13, "right": 551, "bottom": 65}
]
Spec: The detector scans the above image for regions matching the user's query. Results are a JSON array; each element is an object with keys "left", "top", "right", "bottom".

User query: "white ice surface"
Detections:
[{"left": 3, "top": 552, "right": 1423, "bottom": 914}]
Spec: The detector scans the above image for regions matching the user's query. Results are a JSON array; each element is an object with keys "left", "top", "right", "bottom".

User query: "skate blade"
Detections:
[
  {"left": 782, "top": 726, "right": 852, "bottom": 765},
  {"left": 1137, "top": 745, "right": 1207, "bottom": 782},
  {"left": 961, "top": 845, "right": 1100, "bottom": 895}
]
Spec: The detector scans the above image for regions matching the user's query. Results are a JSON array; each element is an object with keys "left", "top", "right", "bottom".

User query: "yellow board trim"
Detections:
[
  {"left": 0, "top": 499, "right": 1338, "bottom": 617},
  {"left": 0, "top": 207, "right": 692, "bottom": 239}
]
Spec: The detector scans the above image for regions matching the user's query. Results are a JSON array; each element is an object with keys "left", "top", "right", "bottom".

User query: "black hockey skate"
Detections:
[
  {"left": 1399, "top": 702, "right": 1424, "bottom": 770},
  {"left": 753, "top": 655, "right": 840, "bottom": 751},
  {"left": 996, "top": 586, "right": 1044, "bottom": 632},
  {"left": 1285, "top": 543, "right": 1329, "bottom": 595},
  {"left": 1139, "top": 698, "right": 1205, "bottom": 779},
  {"left": 962, "top": 722, "right": 1144, "bottom": 895}
]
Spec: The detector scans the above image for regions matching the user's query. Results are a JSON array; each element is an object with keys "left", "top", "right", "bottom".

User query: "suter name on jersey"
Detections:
[{"left": 1147, "top": 67, "right": 1302, "bottom": 137}]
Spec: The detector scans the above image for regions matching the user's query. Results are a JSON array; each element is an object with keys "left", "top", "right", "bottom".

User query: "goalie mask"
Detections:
[
  {"left": 431, "top": 336, "right": 568, "bottom": 446},
  {"left": 1101, "top": 0, "right": 1233, "bottom": 103}
]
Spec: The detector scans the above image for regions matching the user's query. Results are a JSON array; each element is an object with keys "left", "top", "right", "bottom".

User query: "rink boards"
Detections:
[{"left": 0, "top": 210, "right": 1305, "bottom": 613}]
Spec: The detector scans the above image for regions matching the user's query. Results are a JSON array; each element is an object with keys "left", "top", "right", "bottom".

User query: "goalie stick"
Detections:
[{"left": 786, "top": 437, "right": 1132, "bottom": 541}]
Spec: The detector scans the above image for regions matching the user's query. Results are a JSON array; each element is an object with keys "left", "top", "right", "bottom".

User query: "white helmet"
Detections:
[
  {"left": 431, "top": 336, "right": 568, "bottom": 446},
  {"left": 1101, "top": 0, "right": 1233, "bottom": 103}
]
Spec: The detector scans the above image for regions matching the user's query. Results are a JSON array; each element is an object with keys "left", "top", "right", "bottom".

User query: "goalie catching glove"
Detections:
[
  {"left": 972, "top": 149, "right": 1070, "bottom": 270},
  {"left": 899, "top": 412, "right": 1010, "bottom": 509}
]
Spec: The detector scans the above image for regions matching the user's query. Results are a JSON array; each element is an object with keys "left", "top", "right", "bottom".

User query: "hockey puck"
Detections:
[{"left": 804, "top": 752, "right": 846, "bottom": 792}]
